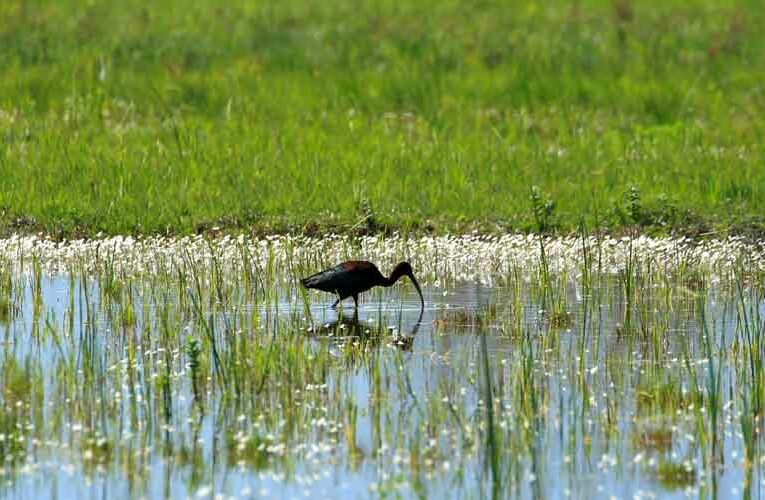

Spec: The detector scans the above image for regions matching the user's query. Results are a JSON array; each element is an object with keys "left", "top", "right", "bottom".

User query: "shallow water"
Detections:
[{"left": 1, "top": 236, "right": 764, "bottom": 499}]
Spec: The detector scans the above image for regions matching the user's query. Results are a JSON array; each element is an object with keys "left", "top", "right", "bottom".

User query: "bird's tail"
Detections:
[{"left": 301, "top": 266, "right": 336, "bottom": 290}]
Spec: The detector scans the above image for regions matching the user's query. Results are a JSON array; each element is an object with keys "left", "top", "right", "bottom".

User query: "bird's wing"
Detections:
[
  {"left": 301, "top": 261, "right": 377, "bottom": 293},
  {"left": 301, "top": 263, "right": 346, "bottom": 290}
]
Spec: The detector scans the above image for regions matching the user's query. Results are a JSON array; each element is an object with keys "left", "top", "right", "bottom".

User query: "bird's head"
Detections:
[
  {"left": 391, "top": 261, "right": 413, "bottom": 280},
  {"left": 391, "top": 261, "right": 424, "bottom": 309}
]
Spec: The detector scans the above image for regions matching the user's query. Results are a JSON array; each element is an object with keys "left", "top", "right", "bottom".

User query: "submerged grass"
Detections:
[
  {"left": 1, "top": 1, "right": 765, "bottom": 237},
  {"left": 1, "top": 233, "right": 765, "bottom": 497}
]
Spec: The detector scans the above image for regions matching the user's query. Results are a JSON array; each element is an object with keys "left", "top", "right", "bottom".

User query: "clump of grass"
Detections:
[
  {"left": 530, "top": 186, "right": 557, "bottom": 234},
  {"left": 656, "top": 461, "right": 696, "bottom": 490},
  {"left": 0, "top": 357, "right": 41, "bottom": 467},
  {"left": 632, "top": 424, "right": 673, "bottom": 453},
  {"left": 0, "top": 294, "right": 10, "bottom": 325},
  {"left": 0, "top": 257, "right": 11, "bottom": 324},
  {"left": 186, "top": 337, "right": 202, "bottom": 407},
  {"left": 225, "top": 432, "right": 272, "bottom": 470},
  {"left": 433, "top": 304, "right": 500, "bottom": 330},
  {"left": 548, "top": 309, "right": 573, "bottom": 329},
  {"left": 635, "top": 381, "right": 693, "bottom": 416},
  {"left": 82, "top": 433, "right": 113, "bottom": 466}
]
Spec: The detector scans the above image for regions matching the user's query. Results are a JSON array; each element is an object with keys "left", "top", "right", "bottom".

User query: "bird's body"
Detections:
[{"left": 301, "top": 260, "right": 424, "bottom": 309}]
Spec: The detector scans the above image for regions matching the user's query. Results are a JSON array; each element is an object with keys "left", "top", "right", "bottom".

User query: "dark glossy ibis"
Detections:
[{"left": 300, "top": 261, "right": 424, "bottom": 310}]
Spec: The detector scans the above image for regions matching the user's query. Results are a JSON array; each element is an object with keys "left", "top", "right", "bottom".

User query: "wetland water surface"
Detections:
[{"left": 1, "top": 235, "right": 764, "bottom": 499}]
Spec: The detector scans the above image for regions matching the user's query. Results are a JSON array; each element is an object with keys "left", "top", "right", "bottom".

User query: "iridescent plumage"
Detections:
[{"left": 301, "top": 260, "right": 424, "bottom": 309}]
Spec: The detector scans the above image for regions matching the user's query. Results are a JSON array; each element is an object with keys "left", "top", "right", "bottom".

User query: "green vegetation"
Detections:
[
  {"left": 1, "top": 0, "right": 764, "bottom": 237},
  {"left": 2, "top": 234, "right": 764, "bottom": 496}
]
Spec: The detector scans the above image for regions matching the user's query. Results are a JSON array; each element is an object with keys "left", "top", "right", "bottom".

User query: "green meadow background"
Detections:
[{"left": 1, "top": 0, "right": 764, "bottom": 237}]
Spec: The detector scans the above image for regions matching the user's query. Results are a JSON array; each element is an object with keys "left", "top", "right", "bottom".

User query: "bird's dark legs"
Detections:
[{"left": 330, "top": 295, "right": 359, "bottom": 310}]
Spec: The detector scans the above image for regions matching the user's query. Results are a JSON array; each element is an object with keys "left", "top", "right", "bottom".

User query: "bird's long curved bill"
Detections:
[{"left": 408, "top": 274, "right": 425, "bottom": 310}]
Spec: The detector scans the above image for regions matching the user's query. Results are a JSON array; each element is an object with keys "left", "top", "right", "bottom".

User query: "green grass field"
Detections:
[{"left": 1, "top": 0, "right": 764, "bottom": 238}]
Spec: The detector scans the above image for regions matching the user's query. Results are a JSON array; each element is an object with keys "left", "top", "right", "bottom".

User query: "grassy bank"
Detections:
[{"left": 1, "top": 0, "right": 764, "bottom": 238}]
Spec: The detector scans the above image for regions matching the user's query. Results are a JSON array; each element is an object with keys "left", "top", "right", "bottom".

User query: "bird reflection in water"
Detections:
[{"left": 306, "top": 308, "right": 424, "bottom": 352}]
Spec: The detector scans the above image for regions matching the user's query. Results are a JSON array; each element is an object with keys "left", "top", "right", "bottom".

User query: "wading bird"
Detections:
[{"left": 301, "top": 261, "right": 424, "bottom": 310}]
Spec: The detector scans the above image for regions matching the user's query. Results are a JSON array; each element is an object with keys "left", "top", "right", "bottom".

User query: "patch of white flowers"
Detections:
[{"left": 0, "top": 233, "right": 762, "bottom": 284}]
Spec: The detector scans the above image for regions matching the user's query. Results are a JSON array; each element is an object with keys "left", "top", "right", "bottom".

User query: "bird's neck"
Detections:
[{"left": 382, "top": 273, "right": 401, "bottom": 287}]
